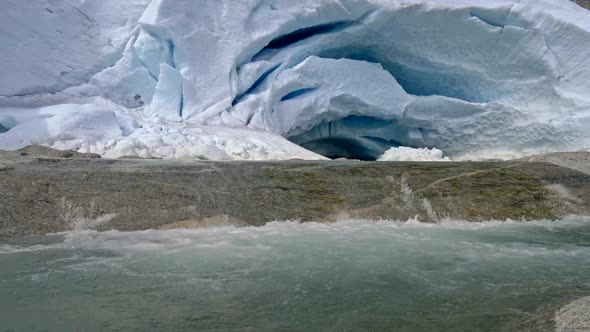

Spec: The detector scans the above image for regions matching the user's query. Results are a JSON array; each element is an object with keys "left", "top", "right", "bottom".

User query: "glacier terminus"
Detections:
[{"left": 1, "top": 0, "right": 590, "bottom": 161}]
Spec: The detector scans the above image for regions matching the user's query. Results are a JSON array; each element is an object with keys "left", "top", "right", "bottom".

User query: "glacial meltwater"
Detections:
[{"left": 1, "top": 217, "right": 590, "bottom": 331}]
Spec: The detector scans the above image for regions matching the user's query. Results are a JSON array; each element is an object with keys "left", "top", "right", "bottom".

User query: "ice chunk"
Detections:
[
  {"left": 0, "top": 104, "right": 123, "bottom": 150},
  {"left": 379, "top": 147, "right": 451, "bottom": 162},
  {"left": 147, "top": 64, "right": 183, "bottom": 122},
  {"left": 134, "top": 31, "right": 167, "bottom": 79},
  {"left": 88, "top": 35, "right": 157, "bottom": 108}
]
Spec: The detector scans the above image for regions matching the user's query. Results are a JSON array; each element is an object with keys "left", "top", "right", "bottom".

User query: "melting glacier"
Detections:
[{"left": 1, "top": 0, "right": 590, "bottom": 160}]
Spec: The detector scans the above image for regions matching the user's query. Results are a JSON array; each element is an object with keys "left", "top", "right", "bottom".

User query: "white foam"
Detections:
[
  {"left": 1, "top": 216, "right": 589, "bottom": 256},
  {"left": 378, "top": 147, "right": 451, "bottom": 162}
]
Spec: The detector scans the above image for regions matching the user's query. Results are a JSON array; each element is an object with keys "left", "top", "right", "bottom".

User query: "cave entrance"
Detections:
[
  {"left": 299, "top": 137, "right": 384, "bottom": 161},
  {"left": 288, "top": 115, "right": 410, "bottom": 161}
]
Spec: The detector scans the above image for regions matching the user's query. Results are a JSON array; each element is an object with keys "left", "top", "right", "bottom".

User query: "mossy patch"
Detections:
[
  {"left": 263, "top": 168, "right": 345, "bottom": 215},
  {"left": 299, "top": 172, "right": 346, "bottom": 205},
  {"left": 421, "top": 167, "right": 555, "bottom": 220}
]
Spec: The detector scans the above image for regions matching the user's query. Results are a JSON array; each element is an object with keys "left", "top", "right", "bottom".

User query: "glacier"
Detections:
[{"left": 1, "top": 0, "right": 590, "bottom": 160}]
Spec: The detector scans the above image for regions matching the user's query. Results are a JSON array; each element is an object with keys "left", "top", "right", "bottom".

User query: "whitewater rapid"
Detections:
[{"left": 1, "top": 217, "right": 590, "bottom": 331}]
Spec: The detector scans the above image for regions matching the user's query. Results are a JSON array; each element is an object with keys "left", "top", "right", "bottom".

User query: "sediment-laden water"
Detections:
[{"left": 1, "top": 217, "right": 590, "bottom": 331}]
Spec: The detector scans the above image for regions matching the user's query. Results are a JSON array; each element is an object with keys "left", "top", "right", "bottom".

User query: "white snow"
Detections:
[
  {"left": 378, "top": 147, "right": 451, "bottom": 162},
  {"left": 1, "top": 0, "right": 590, "bottom": 160}
]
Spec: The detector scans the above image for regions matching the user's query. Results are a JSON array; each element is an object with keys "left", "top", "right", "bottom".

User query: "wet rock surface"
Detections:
[
  {"left": 510, "top": 295, "right": 590, "bottom": 332},
  {"left": 16, "top": 145, "right": 101, "bottom": 159},
  {"left": 1, "top": 148, "right": 589, "bottom": 238},
  {"left": 573, "top": 0, "right": 590, "bottom": 10},
  {"left": 555, "top": 296, "right": 590, "bottom": 332}
]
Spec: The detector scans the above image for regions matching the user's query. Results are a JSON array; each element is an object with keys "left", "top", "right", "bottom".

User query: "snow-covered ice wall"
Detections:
[{"left": 1, "top": 0, "right": 590, "bottom": 160}]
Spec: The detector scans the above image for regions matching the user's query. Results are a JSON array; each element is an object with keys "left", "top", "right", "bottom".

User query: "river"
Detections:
[{"left": 1, "top": 217, "right": 590, "bottom": 331}]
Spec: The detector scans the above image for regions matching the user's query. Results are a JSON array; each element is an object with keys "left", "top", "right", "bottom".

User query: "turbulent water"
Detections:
[{"left": 1, "top": 217, "right": 590, "bottom": 331}]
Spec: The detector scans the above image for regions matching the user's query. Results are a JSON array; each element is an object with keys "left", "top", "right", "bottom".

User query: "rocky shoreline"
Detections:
[
  {"left": 509, "top": 295, "right": 590, "bottom": 332},
  {"left": 1, "top": 147, "right": 589, "bottom": 238}
]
